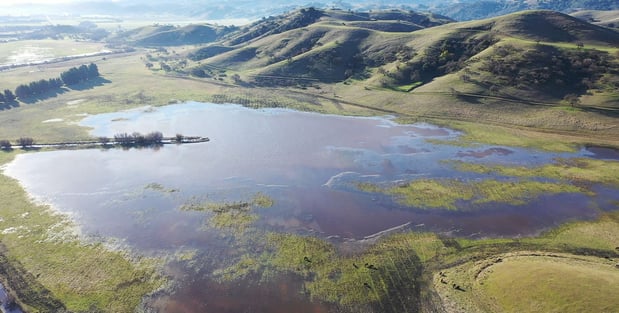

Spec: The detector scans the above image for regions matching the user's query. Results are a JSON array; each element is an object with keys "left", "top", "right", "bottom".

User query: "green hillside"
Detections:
[
  {"left": 571, "top": 9, "right": 619, "bottom": 29},
  {"left": 111, "top": 23, "right": 237, "bottom": 46},
  {"left": 186, "top": 10, "right": 618, "bottom": 110}
]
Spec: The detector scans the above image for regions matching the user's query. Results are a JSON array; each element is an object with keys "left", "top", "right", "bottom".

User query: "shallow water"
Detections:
[
  {"left": 0, "top": 282, "right": 23, "bottom": 313},
  {"left": 3, "top": 102, "right": 618, "bottom": 312}
]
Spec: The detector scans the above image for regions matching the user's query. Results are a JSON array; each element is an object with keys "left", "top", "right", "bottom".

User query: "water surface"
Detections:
[{"left": 4, "top": 102, "right": 618, "bottom": 312}]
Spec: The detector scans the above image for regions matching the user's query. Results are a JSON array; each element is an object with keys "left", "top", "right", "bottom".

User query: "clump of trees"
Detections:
[
  {"left": 16, "top": 137, "right": 34, "bottom": 149},
  {"left": 380, "top": 34, "right": 496, "bottom": 87},
  {"left": 113, "top": 131, "right": 164, "bottom": 147},
  {"left": 8, "top": 63, "right": 100, "bottom": 101},
  {"left": 480, "top": 44, "right": 616, "bottom": 97},
  {"left": 59, "top": 63, "right": 100, "bottom": 86}
]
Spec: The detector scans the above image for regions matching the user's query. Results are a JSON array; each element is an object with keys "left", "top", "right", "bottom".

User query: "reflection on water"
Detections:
[{"left": 3, "top": 102, "right": 618, "bottom": 312}]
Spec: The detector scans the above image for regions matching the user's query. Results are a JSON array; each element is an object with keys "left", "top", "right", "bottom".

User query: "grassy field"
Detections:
[
  {"left": 435, "top": 252, "right": 619, "bottom": 313},
  {"left": 431, "top": 210, "right": 619, "bottom": 313},
  {"left": 479, "top": 255, "right": 619, "bottom": 313},
  {"left": 0, "top": 40, "right": 106, "bottom": 66}
]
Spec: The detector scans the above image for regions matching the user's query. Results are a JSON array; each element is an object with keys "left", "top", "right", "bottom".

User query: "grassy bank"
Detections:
[{"left": 0, "top": 152, "right": 163, "bottom": 312}]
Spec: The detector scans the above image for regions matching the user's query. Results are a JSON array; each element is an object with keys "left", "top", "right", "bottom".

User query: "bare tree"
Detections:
[
  {"left": 98, "top": 137, "right": 110, "bottom": 145},
  {"left": 0, "top": 139, "right": 11, "bottom": 150},
  {"left": 16, "top": 137, "right": 34, "bottom": 149}
]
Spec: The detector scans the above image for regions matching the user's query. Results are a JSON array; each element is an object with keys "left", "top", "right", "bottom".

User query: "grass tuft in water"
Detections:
[
  {"left": 357, "top": 178, "right": 583, "bottom": 210},
  {"left": 453, "top": 158, "right": 619, "bottom": 187},
  {"left": 179, "top": 192, "right": 275, "bottom": 231}
]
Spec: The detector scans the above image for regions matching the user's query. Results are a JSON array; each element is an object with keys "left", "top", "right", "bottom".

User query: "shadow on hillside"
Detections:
[
  {"left": 67, "top": 76, "right": 111, "bottom": 91},
  {"left": 580, "top": 106, "right": 619, "bottom": 117}
]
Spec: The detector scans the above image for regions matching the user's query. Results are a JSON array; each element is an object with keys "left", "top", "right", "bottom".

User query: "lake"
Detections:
[{"left": 4, "top": 102, "right": 618, "bottom": 312}]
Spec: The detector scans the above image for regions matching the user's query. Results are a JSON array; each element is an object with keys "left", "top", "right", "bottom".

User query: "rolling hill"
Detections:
[
  {"left": 571, "top": 9, "right": 619, "bottom": 29},
  {"left": 110, "top": 24, "right": 238, "bottom": 46},
  {"left": 185, "top": 9, "right": 619, "bottom": 109}
]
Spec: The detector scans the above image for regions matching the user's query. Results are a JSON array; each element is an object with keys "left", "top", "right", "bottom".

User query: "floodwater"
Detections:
[
  {"left": 3, "top": 102, "right": 619, "bottom": 312},
  {"left": 0, "top": 282, "right": 23, "bottom": 313}
]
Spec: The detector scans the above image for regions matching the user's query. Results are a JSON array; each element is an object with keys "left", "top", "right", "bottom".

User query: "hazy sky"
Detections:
[
  {"left": 0, "top": 0, "right": 123, "bottom": 5},
  {"left": 1, "top": 0, "right": 75, "bottom": 4}
]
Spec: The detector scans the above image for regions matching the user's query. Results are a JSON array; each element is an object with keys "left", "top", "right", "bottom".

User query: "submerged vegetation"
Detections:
[
  {"left": 357, "top": 178, "right": 583, "bottom": 210},
  {"left": 213, "top": 231, "right": 427, "bottom": 312},
  {"left": 180, "top": 193, "right": 274, "bottom": 231},
  {"left": 454, "top": 158, "right": 619, "bottom": 187}
]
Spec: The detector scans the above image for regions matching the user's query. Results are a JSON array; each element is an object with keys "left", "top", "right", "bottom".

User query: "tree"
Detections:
[
  {"left": 15, "top": 84, "right": 30, "bottom": 99},
  {"left": 114, "top": 133, "right": 133, "bottom": 145},
  {"left": 231, "top": 73, "right": 242, "bottom": 84},
  {"left": 175, "top": 134, "right": 184, "bottom": 143},
  {"left": 564, "top": 94, "right": 580, "bottom": 107},
  {"left": 144, "top": 131, "right": 163, "bottom": 145},
  {"left": 0, "top": 92, "right": 5, "bottom": 103},
  {"left": 88, "top": 63, "right": 99, "bottom": 78},
  {"left": 160, "top": 62, "right": 171, "bottom": 72},
  {"left": 0, "top": 139, "right": 11, "bottom": 150},
  {"left": 190, "top": 68, "right": 208, "bottom": 77},
  {"left": 16, "top": 137, "right": 34, "bottom": 149},
  {"left": 4, "top": 89, "right": 15, "bottom": 102},
  {"left": 98, "top": 137, "right": 110, "bottom": 145}
]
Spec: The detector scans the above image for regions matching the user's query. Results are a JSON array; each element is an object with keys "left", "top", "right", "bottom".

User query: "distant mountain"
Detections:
[
  {"left": 571, "top": 9, "right": 619, "bottom": 29},
  {"left": 110, "top": 24, "right": 238, "bottom": 46},
  {"left": 2, "top": 0, "right": 618, "bottom": 23},
  {"left": 435, "top": 0, "right": 619, "bottom": 21}
]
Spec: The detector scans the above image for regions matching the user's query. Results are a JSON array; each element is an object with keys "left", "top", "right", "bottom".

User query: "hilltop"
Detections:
[
  {"left": 109, "top": 24, "right": 238, "bottom": 46},
  {"left": 571, "top": 9, "right": 619, "bottom": 29},
  {"left": 185, "top": 10, "right": 618, "bottom": 105}
]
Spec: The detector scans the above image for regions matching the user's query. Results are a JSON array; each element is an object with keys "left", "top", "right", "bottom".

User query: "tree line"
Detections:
[
  {"left": 112, "top": 131, "right": 164, "bottom": 147},
  {"left": 0, "top": 63, "right": 99, "bottom": 103}
]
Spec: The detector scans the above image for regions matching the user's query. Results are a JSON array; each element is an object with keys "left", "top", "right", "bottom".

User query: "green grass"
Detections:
[
  {"left": 480, "top": 256, "right": 619, "bottom": 313},
  {"left": 432, "top": 210, "right": 619, "bottom": 313},
  {"left": 214, "top": 231, "right": 435, "bottom": 312},
  {"left": 358, "top": 178, "right": 583, "bottom": 210},
  {"left": 455, "top": 158, "right": 619, "bottom": 187},
  {"left": 0, "top": 151, "right": 163, "bottom": 312},
  {"left": 434, "top": 121, "right": 580, "bottom": 152},
  {"left": 392, "top": 82, "right": 423, "bottom": 92},
  {"left": 179, "top": 193, "right": 274, "bottom": 232}
]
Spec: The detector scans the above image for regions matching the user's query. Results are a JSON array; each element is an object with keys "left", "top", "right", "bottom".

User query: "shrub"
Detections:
[
  {"left": 16, "top": 137, "right": 34, "bottom": 148},
  {"left": 0, "top": 139, "right": 11, "bottom": 150}
]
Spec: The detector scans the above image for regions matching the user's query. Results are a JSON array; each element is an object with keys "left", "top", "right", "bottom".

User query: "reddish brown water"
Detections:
[{"left": 4, "top": 102, "right": 618, "bottom": 312}]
